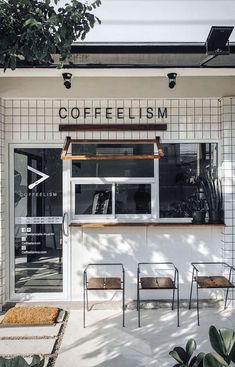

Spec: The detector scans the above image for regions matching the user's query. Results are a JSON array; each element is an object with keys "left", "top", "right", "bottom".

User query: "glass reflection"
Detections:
[{"left": 14, "top": 148, "right": 63, "bottom": 293}]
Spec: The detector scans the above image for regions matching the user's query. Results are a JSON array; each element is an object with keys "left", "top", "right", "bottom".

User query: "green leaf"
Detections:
[
  {"left": 203, "top": 353, "right": 228, "bottom": 367},
  {"left": 30, "top": 355, "right": 44, "bottom": 367},
  {"left": 219, "top": 328, "right": 235, "bottom": 355},
  {"left": 229, "top": 342, "right": 235, "bottom": 363},
  {"left": 169, "top": 347, "right": 188, "bottom": 364},
  {"left": 186, "top": 339, "right": 197, "bottom": 359},
  {"left": 190, "top": 353, "right": 205, "bottom": 367},
  {"left": 209, "top": 326, "right": 227, "bottom": 357}
]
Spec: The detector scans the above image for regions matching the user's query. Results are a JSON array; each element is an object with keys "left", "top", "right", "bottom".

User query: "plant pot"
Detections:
[
  {"left": 192, "top": 211, "right": 206, "bottom": 224},
  {"left": 208, "top": 211, "right": 224, "bottom": 224}
]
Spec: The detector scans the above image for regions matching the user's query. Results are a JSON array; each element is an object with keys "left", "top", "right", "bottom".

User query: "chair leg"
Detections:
[
  {"left": 189, "top": 271, "right": 194, "bottom": 310},
  {"left": 196, "top": 282, "right": 200, "bottom": 326},
  {"left": 86, "top": 287, "right": 89, "bottom": 311},
  {"left": 123, "top": 273, "right": 125, "bottom": 327},
  {"left": 83, "top": 273, "right": 86, "bottom": 328},
  {"left": 138, "top": 282, "right": 141, "bottom": 327},
  {"left": 224, "top": 288, "right": 229, "bottom": 309},
  {"left": 172, "top": 287, "right": 175, "bottom": 311},
  {"left": 177, "top": 272, "right": 180, "bottom": 327}
]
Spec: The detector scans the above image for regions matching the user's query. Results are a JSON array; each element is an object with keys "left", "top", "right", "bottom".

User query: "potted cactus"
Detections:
[
  {"left": 169, "top": 325, "right": 235, "bottom": 367},
  {"left": 0, "top": 355, "right": 44, "bottom": 367}
]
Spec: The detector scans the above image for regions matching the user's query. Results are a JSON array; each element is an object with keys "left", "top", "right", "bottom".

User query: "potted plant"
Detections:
[
  {"left": 169, "top": 325, "right": 235, "bottom": 367},
  {"left": 196, "top": 171, "right": 224, "bottom": 224},
  {"left": 186, "top": 193, "right": 207, "bottom": 224}
]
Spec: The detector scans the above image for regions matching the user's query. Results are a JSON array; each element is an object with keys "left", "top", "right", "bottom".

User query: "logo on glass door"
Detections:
[{"left": 27, "top": 166, "right": 50, "bottom": 189}]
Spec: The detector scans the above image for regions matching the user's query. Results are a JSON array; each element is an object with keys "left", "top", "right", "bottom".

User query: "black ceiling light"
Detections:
[
  {"left": 200, "top": 26, "right": 234, "bottom": 66},
  {"left": 167, "top": 73, "right": 177, "bottom": 89},
  {"left": 62, "top": 72, "right": 72, "bottom": 89}
]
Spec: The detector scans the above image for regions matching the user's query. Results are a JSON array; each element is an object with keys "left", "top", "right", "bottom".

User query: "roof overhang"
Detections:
[{"left": 2, "top": 42, "right": 235, "bottom": 73}]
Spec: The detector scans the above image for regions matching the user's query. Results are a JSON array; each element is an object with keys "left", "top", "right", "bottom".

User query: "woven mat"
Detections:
[{"left": 2, "top": 306, "right": 60, "bottom": 325}]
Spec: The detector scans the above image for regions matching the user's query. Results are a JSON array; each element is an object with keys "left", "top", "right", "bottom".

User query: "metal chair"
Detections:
[
  {"left": 189, "top": 262, "right": 235, "bottom": 326},
  {"left": 83, "top": 263, "right": 125, "bottom": 328},
  {"left": 137, "top": 262, "right": 180, "bottom": 327}
]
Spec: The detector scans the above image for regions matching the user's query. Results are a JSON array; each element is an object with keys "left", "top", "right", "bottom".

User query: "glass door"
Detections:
[{"left": 10, "top": 145, "right": 69, "bottom": 300}]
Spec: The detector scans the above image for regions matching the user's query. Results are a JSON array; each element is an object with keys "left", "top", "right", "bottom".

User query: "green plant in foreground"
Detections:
[
  {"left": 169, "top": 325, "right": 235, "bottom": 367},
  {"left": 0, "top": 0, "right": 101, "bottom": 70},
  {"left": 0, "top": 355, "right": 44, "bottom": 367}
]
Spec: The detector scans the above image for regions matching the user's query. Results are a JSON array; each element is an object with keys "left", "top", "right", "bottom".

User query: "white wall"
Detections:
[
  {"left": 0, "top": 99, "right": 5, "bottom": 310},
  {"left": 64, "top": 0, "right": 235, "bottom": 43},
  {"left": 71, "top": 226, "right": 223, "bottom": 300},
  {"left": 1, "top": 76, "right": 235, "bottom": 99},
  {"left": 2, "top": 96, "right": 228, "bottom": 303}
]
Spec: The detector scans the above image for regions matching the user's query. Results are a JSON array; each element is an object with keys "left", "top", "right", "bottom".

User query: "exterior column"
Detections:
[
  {"left": 221, "top": 97, "right": 235, "bottom": 304},
  {"left": 0, "top": 99, "right": 5, "bottom": 310}
]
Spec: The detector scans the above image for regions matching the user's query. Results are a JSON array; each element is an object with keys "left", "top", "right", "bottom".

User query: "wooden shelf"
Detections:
[{"left": 69, "top": 222, "right": 225, "bottom": 228}]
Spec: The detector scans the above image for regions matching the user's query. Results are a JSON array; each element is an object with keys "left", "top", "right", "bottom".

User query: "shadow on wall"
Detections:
[{"left": 73, "top": 226, "right": 224, "bottom": 301}]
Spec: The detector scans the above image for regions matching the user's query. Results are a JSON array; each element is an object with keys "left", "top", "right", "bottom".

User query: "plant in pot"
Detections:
[
  {"left": 196, "top": 171, "right": 224, "bottom": 224},
  {"left": 186, "top": 192, "right": 207, "bottom": 224},
  {"left": 169, "top": 325, "right": 235, "bottom": 367}
]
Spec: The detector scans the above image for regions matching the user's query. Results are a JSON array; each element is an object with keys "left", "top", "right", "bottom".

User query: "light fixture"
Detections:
[
  {"left": 206, "top": 26, "right": 234, "bottom": 55},
  {"left": 200, "top": 26, "right": 234, "bottom": 66},
  {"left": 62, "top": 72, "right": 72, "bottom": 89},
  {"left": 167, "top": 73, "right": 177, "bottom": 89}
]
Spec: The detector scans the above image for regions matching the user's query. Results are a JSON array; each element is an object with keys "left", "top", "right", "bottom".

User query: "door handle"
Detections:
[{"left": 62, "top": 212, "right": 69, "bottom": 237}]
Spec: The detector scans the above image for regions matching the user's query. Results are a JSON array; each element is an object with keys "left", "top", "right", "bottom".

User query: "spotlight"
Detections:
[
  {"left": 62, "top": 72, "right": 72, "bottom": 89},
  {"left": 167, "top": 73, "right": 177, "bottom": 89}
]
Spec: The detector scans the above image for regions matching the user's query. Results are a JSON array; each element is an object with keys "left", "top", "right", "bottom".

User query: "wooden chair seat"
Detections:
[
  {"left": 140, "top": 277, "right": 175, "bottom": 289},
  {"left": 195, "top": 276, "right": 234, "bottom": 289},
  {"left": 87, "top": 277, "right": 121, "bottom": 290}
]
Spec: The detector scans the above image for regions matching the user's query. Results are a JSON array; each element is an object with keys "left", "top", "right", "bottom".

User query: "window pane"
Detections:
[
  {"left": 115, "top": 184, "right": 151, "bottom": 214},
  {"left": 14, "top": 148, "right": 63, "bottom": 293},
  {"left": 72, "top": 144, "right": 154, "bottom": 177},
  {"left": 75, "top": 184, "right": 112, "bottom": 215},
  {"left": 199, "top": 143, "right": 217, "bottom": 175},
  {"left": 159, "top": 143, "right": 218, "bottom": 218},
  {"left": 159, "top": 144, "right": 198, "bottom": 218}
]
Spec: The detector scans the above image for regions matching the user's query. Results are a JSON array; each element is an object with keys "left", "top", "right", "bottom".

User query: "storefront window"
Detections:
[
  {"left": 159, "top": 143, "right": 217, "bottom": 218},
  {"left": 75, "top": 184, "right": 112, "bottom": 215},
  {"left": 72, "top": 144, "right": 154, "bottom": 177},
  {"left": 115, "top": 184, "right": 151, "bottom": 214},
  {"left": 71, "top": 142, "right": 218, "bottom": 222}
]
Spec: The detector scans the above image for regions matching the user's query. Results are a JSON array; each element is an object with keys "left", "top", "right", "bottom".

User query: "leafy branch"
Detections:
[{"left": 0, "top": 0, "right": 101, "bottom": 70}]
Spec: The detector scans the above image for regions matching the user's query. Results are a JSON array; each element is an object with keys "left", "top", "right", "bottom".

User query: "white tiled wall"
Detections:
[
  {"left": 4, "top": 98, "right": 220, "bottom": 142},
  {"left": 1, "top": 97, "right": 230, "bottom": 304},
  {"left": 221, "top": 97, "right": 235, "bottom": 302},
  {"left": 0, "top": 98, "right": 5, "bottom": 310}
]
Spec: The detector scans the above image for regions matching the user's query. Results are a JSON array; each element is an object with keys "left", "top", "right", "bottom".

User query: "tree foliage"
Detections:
[{"left": 0, "top": 0, "right": 101, "bottom": 70}]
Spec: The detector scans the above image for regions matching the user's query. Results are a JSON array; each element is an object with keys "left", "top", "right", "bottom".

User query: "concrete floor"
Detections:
[{"left": 56, "top": 306, "right": 235, "bottom": 367}]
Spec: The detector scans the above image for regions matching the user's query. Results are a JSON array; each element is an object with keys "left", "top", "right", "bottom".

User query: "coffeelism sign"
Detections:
[{"left": 59, "top": 106, "right": 168, "bottom": 121}]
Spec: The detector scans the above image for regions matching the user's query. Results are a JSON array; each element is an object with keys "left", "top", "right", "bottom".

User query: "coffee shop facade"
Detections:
[{"left": 0, "top": 66, "right": 235, "bottom": 307}]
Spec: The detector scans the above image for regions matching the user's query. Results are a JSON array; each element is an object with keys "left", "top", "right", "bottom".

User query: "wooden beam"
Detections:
[
  {"left": 69, "top": 223, "right": 224, "bottom": 228},
  {"left": 69, "top": 139, "right": 157, "bottom": 144},
  {"left": 61, "top": 154, "right": 160, "bottom": 161},
  {"left": 59, "top": 124, "right": 167, "bottom": 131},
  {"left": 60, "top": 136, "right": 71, "bottom": 160}
]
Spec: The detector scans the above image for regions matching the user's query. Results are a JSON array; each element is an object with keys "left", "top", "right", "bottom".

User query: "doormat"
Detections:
[{"left": 2, "top": 306, "right": 60, "bottom": 325}]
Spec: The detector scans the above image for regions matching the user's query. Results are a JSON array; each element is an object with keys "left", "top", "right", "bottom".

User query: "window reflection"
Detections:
[
  {"left": 159, "top": 143, "right": 217, "bottom": 218},
  {"left": 115, "top": 184, "right": 151, "bottom": 214},
  {"left": 75, "top": 184, "right": 112, "bottom": 215}
]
